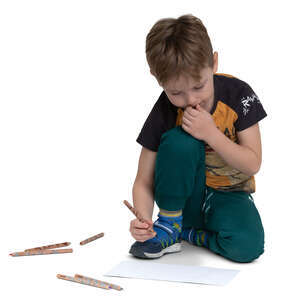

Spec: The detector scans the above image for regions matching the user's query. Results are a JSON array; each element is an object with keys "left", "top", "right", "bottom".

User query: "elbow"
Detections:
[
  {"left": 244, "top": 148, "right": 262, "bottom": 176},
  {"left": 247, "top": 161, "right": 261, "bottom": 176},
  {"left": 247, "top": 168, "right": 259, "bottom": 177}
]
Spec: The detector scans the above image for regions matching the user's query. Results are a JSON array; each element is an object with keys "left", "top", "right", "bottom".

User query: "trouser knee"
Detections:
[
  {"left": 217, "top": 228, "right": 265, "bottom": 263},
  {"left": 157, "top": 126, "right": 205, "bottom": 162}
]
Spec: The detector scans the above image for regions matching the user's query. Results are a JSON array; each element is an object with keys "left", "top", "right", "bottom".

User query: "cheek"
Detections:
[
  {"left": 198, "top": 88, "right": 212, "bottom": 102},
  {"left": 205, "top": 82, "right": 214, "bottom": 97},
  {"left": 167, "top": 95, "right": 184, "bottom": 107}
]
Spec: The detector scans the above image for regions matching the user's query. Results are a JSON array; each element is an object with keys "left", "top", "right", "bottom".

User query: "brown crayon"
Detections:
[
  {"left": 80, "top": 232, "right": 104, "bottom": 246},
  {"left": 75, "top": 274, "right": 123, "bottom": 291},
  {"left": 25, "top": 242, "right": 71, "bottom": 252},
  {"left": 10, "top": 248, "right": 73, "bottom": 257},
  {"left": 123, "top": 200, "right": 154, "bottom": 233}
]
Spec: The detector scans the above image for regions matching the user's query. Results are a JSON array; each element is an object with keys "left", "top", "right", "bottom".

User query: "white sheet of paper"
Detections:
[{"left": 104, "top": 261, "right": 239, "bottom": 286}]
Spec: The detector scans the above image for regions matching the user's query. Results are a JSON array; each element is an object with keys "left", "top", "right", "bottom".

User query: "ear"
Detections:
[{"left": 213, "top": 51, "right": 218, "bottom": 74}]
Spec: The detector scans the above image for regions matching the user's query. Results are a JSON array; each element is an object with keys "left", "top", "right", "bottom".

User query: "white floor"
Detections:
[{"left": 3, "top": 231, "right": 295, "bottom": 300}]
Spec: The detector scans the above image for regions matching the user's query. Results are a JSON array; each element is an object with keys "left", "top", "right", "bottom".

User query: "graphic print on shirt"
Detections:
[
  {"left": 241, "top": 93, "right": 261, "bottom": 116},
  {"left": 205, "top": 100, "right": 255, "bottom": 193}
]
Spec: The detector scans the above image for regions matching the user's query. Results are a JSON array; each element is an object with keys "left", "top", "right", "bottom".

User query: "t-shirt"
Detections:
[{"left": 136, "top": 73, "right": 267, "bottom": 193}]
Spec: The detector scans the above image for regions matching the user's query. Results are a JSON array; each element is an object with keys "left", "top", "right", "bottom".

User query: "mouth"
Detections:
[{"left": 192, "top": 103, "right": 205, "bottom": 109}]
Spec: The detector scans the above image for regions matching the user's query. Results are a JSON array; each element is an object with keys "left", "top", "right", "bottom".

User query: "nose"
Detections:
[{"left": 186, "top": 95, "right": 198, "bottom": 108}]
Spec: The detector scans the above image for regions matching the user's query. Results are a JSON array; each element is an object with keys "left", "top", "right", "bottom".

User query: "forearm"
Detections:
[
  {"left": 132, "top": 180, "right": 155, "bottom": 221},
  {"left": 206, "top": 128, "right": 260, "bottom": 176}
]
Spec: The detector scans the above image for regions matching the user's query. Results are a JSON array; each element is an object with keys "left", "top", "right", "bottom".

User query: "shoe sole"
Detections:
[{"left": 130, "top": 242, "right": 182, "bottom": 259}]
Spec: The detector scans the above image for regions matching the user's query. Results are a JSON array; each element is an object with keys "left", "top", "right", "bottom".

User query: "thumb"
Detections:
[{"left": 144, "top": 219, "right": 153, "bottom": 227}]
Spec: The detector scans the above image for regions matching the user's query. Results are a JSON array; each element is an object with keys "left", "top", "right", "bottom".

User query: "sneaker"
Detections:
[{"left": 129, "top": 213, "right": 182, "bottom": 259}]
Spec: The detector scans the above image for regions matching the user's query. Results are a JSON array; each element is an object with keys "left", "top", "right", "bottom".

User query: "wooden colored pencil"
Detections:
[
  {"left": 80, "top": 232, "right": 104, "bottom": 246},
  {"left": 75, "top": 274, "right": 123, "bottom": 291},
  {"left": 75, "top": 275, "right": 110, "bottom": 290},
  {"left": 57, "top": 274, "right": 110, "bottom": 290},
  {"left": 10, "top": 248, "right": 73, "bottom": 257},
  {"left": 57, "top": 274, "right": 78, "bottom": 283},
  {"left": 123, "top": 200, "right": 155, "bottom": 233},
  {"left": 25, "top": 242, "right": 71, "bottom": 252}
]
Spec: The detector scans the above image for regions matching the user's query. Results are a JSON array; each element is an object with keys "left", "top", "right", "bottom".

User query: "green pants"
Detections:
[{"left": 154, "top": 126, "right": 264, "bottom": 263}]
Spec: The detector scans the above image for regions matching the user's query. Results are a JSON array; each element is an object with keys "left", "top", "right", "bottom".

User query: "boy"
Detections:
[{"left": 129, "top": 14, "right": 266, "bottom": 263}]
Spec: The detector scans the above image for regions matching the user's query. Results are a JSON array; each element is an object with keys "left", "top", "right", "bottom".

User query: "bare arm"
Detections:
[
  {"left": 182, "top": 105, "right": 263, "bottom": 177},
  {"left": 206, "top": 123, "right": 262, "bottom": 176},
  {"left": 132, "top": 146, "right": 156, "bottom": 219},
  {"left": 130, "top": 147, "right": 157, "bottom": 241}
]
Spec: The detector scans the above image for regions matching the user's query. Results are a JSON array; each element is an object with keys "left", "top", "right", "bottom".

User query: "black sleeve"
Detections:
[
  {"left": 136, "top": 93, "right": 168, "bottom": 152},
  {"left": 234, "top": 82, "right": 267, "bottom": 132}
]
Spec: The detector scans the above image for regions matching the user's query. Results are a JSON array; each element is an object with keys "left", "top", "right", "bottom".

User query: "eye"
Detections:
[{"left": 194, "top": 86, "right": 204, "bottom": 90}]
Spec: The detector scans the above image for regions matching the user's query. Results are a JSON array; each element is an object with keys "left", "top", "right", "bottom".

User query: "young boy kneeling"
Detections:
[{"left": 129, "top": 14, "right": 267, "bottom": 263}]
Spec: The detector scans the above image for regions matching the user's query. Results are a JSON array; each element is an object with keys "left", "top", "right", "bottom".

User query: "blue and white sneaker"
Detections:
[{"left": 129, "top": 213, "right": 182, "bottom": 259}]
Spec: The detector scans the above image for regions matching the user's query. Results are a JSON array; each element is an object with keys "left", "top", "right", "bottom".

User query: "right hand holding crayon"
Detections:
[{"left": 129, "top": 219, "right": 156, "bottom": 242}]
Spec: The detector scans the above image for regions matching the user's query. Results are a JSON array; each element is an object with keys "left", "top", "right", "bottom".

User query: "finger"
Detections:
[
  {"left": 134, "top": 228, "right": 156, "bottom": 237},
  {"left": 182, "top": 115, "right": 193, "bottom": 126},
  {"left": 195, "top": 104, "right": 205, "bottom": 112},
  {"left": 130, "top": 223, "right": 146, "bottom": 233},
  {"left": 143, "top": 220, "right": 153, "bottom": 227},
  {"left": 130, "top": 226, "right": 148, "bottom": 235},
  {"left": 137, "top": 223, "right": 150, "bottom": 229},
  {"left": 132, "top": 223, "right": 153, "bottom": 233},
  {"left": 185, "top": 106, "right": 199, "bottom": 117},
  {"left": 181, "top": 123, "right": 191, "bottom": 134},
  {"left": 132, "top": 219, "right": 150, "bottom": 229},
  {"left": 196, "top": 103, "right": 204, "bottom": 109},
  {"left": 196, "top": 103, "right": 201, "bottom": 110},
  {"left": 132, "top": 233, "right": 147, "bottom": 242},
  {"left": 183, "top": 110, "right": 194, "bottom": 122},
  {"left": 137, "top": 229, "right": 156, "bottom": 236},
  {"left": 135, "top": 232, "right": 156, "bottom": 239},
  {"left": 134, "top": 228, "right": 154, "bottom": 235},
  {"left": 135, "top": 233, "right": 156, "bottom": 242}
]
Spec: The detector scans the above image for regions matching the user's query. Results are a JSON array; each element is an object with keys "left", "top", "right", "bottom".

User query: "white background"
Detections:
[{"left": 1, "top": 0, "right": 299, "bottom": 299}]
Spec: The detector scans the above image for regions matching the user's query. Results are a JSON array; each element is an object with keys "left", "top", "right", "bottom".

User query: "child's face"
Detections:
[
  {"left": 159, "top": 52, "right": 218, "bottom": 112},
  {"left": 162, "top": 66, "right": 215, "bottom": 112}
]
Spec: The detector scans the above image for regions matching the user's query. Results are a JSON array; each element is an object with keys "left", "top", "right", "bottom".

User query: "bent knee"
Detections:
[
  {"left": 160, "top": 126, "right": 205, "bottom": 157},
  {"left": 218, "top": 230, "right": 265, "bottom": 263}
]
